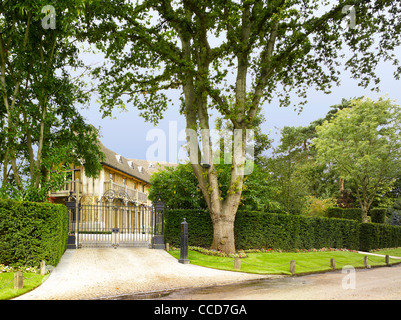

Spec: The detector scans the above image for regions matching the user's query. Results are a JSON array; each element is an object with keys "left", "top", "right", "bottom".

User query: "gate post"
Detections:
[
  {"left": 66, "top": 192, "right": 76, "bottom": 249},
  {"left": 153, "top": 195, "right": 165, "bottom": 249},
  {"left": 75, "top": 179, "right": 80, "bottom": 249},
  {"left": 178, "top": 218, "right": 190, "bottom": 264}
]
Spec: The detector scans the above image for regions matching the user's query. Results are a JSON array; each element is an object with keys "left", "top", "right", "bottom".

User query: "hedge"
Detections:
[
  {"left": 327, "top": 207, "right": 387, "bottom": 224},
  {"left": 165, "top": 209, "right": 401, "bottom": 252},
  {"left": 234, "top": 211, "right": 360, "bottom": 251},
  {"left": 370, "top": 208, "right": 387, "bottom": 224},
  {"left": 164, "top": 209, "right": 213, "bottom": 248},
  {"left": 359, "top": 223, "right": 401, "bottom": 251},
  {"left": 327, "top": 207, "right": 363, "bottom": 222},
  {"left": 0, "top": 199, "right": 68, "bottom": 267}
]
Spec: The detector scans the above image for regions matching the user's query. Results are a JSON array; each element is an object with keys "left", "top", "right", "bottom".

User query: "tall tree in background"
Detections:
[
  {"left": 86, "top": 0, "right": 401, "bottom": 253},
  {"left": 314, "top": 97, "right": 401, "bottom": 223},
  {"left": 0, "top": 0, "right": 103, "bottom": 199},
  {"left": 265, "top": 98, "right": 358, "bottom": 213}
]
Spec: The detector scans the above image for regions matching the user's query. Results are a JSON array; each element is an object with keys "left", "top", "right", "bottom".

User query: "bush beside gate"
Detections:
[
  {"left": 164, "top": 209, "right": 401, "bottom": 252},
  {"left": 0, "top": 199, "right": 68, "bottom": 267}
]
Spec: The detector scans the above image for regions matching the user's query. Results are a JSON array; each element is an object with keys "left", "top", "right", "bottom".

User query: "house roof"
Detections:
[
  {"left": 98, "top": 142, "right": 151, "bottom": 184},
  {"left": 126, "top": 158, "right": 178, "bottom": 175}
]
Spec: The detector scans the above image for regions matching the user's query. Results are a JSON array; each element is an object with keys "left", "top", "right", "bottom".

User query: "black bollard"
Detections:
[{"left": 178, "top": 218, "right": 190, "bottom": 264}]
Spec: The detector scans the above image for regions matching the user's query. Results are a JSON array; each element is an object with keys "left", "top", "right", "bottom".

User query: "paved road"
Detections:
[{"left": 151, "top": 263, "right": 401, "bottom": 300}]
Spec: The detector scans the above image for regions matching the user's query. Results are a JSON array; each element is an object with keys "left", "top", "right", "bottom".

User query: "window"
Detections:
[
  {"left": 109, "top": 173, "right": 113, "bottom": 181},
  {"left": 66, "top": 171, "right": 73, "bottom": 181},
  {"left": 74, "top": 170, "right": 81, "bottom": 181},
  {"left": 123, "top": 178, "right": 126, "bottom": 186},
  {"left": 116, "top": 155, "right": 123, "bottom": 163}
]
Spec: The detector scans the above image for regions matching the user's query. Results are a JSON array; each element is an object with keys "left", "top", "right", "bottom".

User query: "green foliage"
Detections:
[
  {"left": 149, "top": 162, "right": 282, "bottom": 211},
  {"left": 370, "top": 208, "right": 387, "bottom": 224},
  {"left": 0, "top": 199, "right": 68, "bottom": 266},
  {"left": 85, "top": 1, "right": 401, "bottom": 253},
  {"left": 301, "top": 196, "right": 336, "bottom": 217},
  {"left": 0, "top": 0, "right": 104, "bottom": 192},
  {"left": 358, "top": 223, "right": 401, "bottom": 252},
  {"left": 164, "top": 209, "right": 213, "bottom": 248},
  {"left": 314, "top": 97, "right": 401, "bottom": 221},
  {"left": 149, "top": 164, "right": 207, "bottom": 209},
  {"left": 165, "top": 209, "right": 360, "bottom": 251},
  {"left": 387, "top": 199, "right": 401, "bottom": 226},
  {"left": 234, "top": 211, "right": 361, "bottom": 251},
  {"left": 165, "top": 208, "right": 401, "bottom": 252},
  {"left": 327, "top": 207, "right": 363, "bottom": 222},
  {"left": 87, "top": 1, "right": 401, "bottom": 121}
]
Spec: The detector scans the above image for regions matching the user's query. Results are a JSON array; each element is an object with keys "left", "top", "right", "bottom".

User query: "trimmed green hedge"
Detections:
[
  {"left": 165, "top": 209, "right": 401, "bottom": 252},
  {"left": 0, "top": 199, "right": 68, "bottom": 267},
  {"left": 327, "top": 207, "right": 387, "bottom": 224},
  {"left": 164, "top": 209, "right": 213, "bottom": 248},
  {"left": 370, "top": 208, "right": 387, "bottom": 224},
  {"left": 327, "top": 207, "right": 363, "bottom": 222},
  {"left": 359, "top": 223, "right": 401, "bottom": 251},
  {"left": 234, "top": 211, "right": 360, "bottom": 251}
]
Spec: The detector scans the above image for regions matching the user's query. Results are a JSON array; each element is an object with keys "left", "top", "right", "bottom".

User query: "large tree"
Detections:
[
  {"left": 314, "top": 97, "right": 401, "bottom": 222},
  {"left": 85, "top": 0, "right": 401, "bottom": 253},
  {"left": 265, "top": 98, "right": 358, "bottom": 213},
  {"left": 0, "top": 0, "right": 103, "bottom": 197}
]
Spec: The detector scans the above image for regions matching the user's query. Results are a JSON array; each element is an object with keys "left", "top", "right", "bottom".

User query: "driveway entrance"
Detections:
[
  {"left": 15, "top": 248, "right": 273, "bottom": 300},
  {"left": 67, "top": 191, "right": 165, "bottom": 249}
]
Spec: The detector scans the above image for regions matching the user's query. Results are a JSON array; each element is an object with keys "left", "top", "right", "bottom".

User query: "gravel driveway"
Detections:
[{"left": 15, "top": 248, "right": 278, "bottom": 300}]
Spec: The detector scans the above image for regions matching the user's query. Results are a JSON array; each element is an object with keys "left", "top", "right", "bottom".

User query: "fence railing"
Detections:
[
  {"left": 103, "top": 180, "right": 149, "bottom": 204},
  {"left": 50, "top": 179, "right": 149, "bottom": 205},
  {"left": 51, "top": 180, "right": 82, "bottom": 194}
]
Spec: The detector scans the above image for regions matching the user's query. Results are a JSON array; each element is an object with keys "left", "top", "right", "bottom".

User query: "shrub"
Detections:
[
  {"left": 370, "top": 208, "right": 387, "bottom": 224},
  {"left": 327, "top": 207, "right": 363, "bottom": 222},
  {"left": 386, "top": 199, "right": 401, "bottom": 226},
  {"left": 0, "top": 199, "right": 68, "bottom": 267},
  {"left": 302, "top": 196, "right": 336, "bottom": 217}
]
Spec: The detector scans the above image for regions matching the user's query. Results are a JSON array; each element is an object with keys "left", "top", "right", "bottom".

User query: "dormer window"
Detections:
[
  {"left": 116, "top": 155, "right": 123, "bottom": 164},
  {"left": 127, "top": 160, "right": 135, "bottom": 169},
  {"left": 138, "top": 166, "right": 144, "bottom": 173},
  {"left": 148, "top": 163, "right": 154, "bottom": 168}
]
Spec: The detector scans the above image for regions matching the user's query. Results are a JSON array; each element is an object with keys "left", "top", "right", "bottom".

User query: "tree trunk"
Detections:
[
  {"left": 361, "top": 205, "right": 369, "bottom": 223},
  {"left": 179, "top": 7, "right": 248, "bottom": 254},
  {"left": 210, "top": 213, "right": 236, "bottom": 254}
]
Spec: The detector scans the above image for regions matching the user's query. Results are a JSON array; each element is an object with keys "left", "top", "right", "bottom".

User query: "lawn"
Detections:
[
  {"left": 373, "top": 247, "right": 401, "bottom": 257},
  {"left": 168, "top": 249, "right": 401, "bottom": 275},
  {"left": 0, "top": 272, "right": 48, "bottom": 300}
]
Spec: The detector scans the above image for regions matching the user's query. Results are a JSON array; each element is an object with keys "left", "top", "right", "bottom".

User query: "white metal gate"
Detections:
[{"left": 77, "top": 203, "right": 154, "bottom": 248}]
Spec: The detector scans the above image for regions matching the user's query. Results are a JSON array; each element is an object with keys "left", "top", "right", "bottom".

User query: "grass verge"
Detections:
[
  {"left": 373, "top": 247, "right": 401, "bottom": 257},
  {"left": 0, "top": 272, "right": 48, "bottom": 300},
  {"left": 168, "top": 249, "right": 401, "bottom": 275}
]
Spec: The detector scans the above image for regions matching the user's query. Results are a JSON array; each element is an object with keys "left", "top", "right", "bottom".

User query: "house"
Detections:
[
  {"left": 50, "top": 142, "right": 153, "bottom": 206},
  {"left": 50, "top": 141, "right": 180, "bottom": 248}
]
